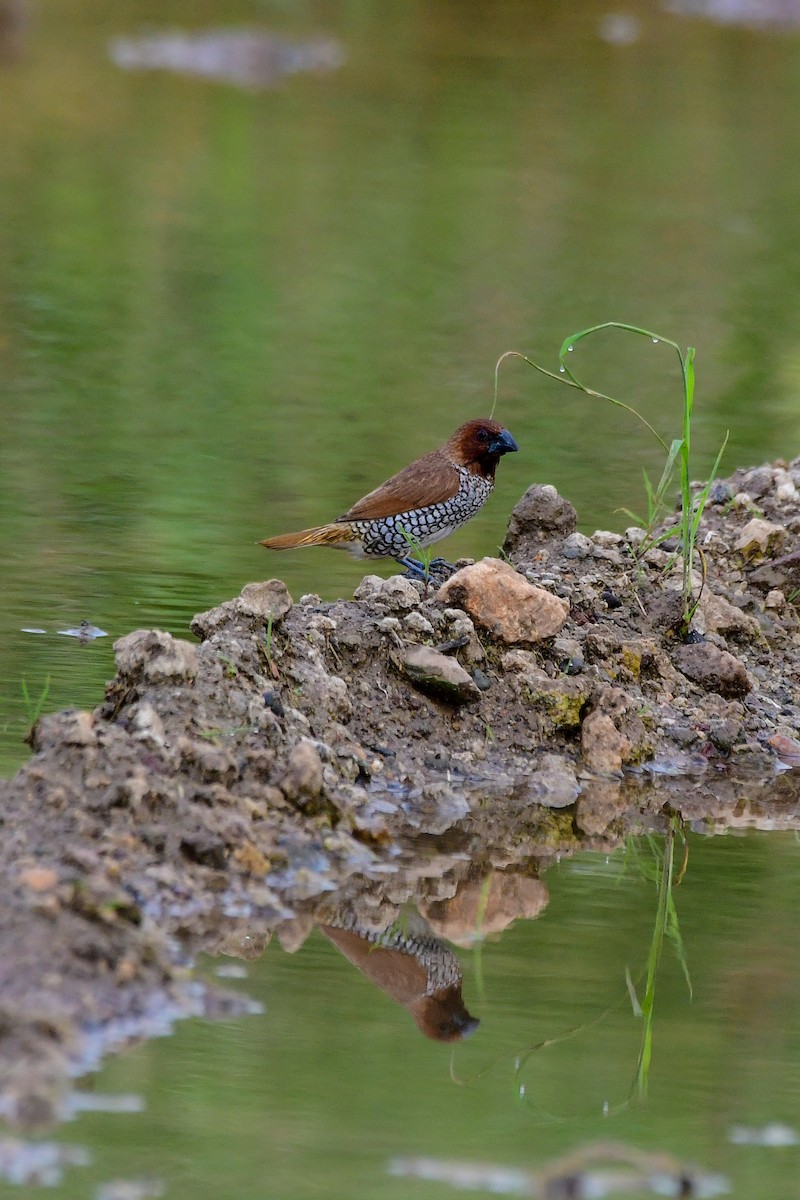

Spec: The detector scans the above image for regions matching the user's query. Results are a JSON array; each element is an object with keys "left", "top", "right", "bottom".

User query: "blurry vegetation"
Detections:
[{"left": 497, "top": 323, "right": 727, "bottom": 636}]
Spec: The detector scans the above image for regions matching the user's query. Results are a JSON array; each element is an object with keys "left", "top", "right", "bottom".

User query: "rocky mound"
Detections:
[{"left": 2, "top": 459, "right": 800, "bottom": 1127}]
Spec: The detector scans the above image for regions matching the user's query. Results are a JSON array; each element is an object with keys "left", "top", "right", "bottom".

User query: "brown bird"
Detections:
[
  {"left": 319, "top": 913, "right": 480, "bottom": 1042},
  {"left": 260, "top": 418, "right": 518, "bottom": 577}
]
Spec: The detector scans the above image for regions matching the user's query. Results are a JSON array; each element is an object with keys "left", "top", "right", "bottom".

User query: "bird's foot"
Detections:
[
  {"left": 394, "top": 556, "right": 457, "bottom": 584},
  {"left": 395, "top": 555, "right": 429, "bottom": 581}
]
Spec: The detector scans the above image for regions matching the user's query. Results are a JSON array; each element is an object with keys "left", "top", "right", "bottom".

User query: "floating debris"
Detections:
[
  {"left": 213, "top": 962, "right": 248, "bottom": 980},
  {"left": 728, "top": 1122, "right": 799, "bottom": 1147},
  {"left": 95, "top": 1180, "right": 165, "bottom": 1200},
  {"left": 0, "top": 1137, "right": 90, "bottom": 1187},
  {"left": 65, "top": 1093, "right": 145, "bottom": 1118},
  {"left": 109, "top": 28, "right": 345, "bottom": 90},
  {"left": 663, "top": 0, "right": 800, "bottom": 30},
  {"left": 389, "top": 1141, "right": 730, "bottom": 1198},
  {"left": 57, "top": 620, "right": 108, "bottom": 642}
]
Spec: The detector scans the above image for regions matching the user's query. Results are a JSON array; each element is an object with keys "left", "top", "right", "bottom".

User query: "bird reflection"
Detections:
[{"left": 319, "top": 910, "right": 479, "bottom": 1042}]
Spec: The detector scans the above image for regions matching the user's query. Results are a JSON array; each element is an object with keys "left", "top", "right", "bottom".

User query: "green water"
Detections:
[
  {"left": 3, "top": 0, "right": 800, "bottom": 772},
  {"left": 5, "top": 831, "right": 799, "bottom": 1199},
  {"left": 2, "top": 6, "right": 800, "bottom": 1193}
]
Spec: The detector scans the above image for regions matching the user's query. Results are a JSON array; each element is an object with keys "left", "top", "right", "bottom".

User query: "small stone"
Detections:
[
  {"left": 673, "top": 643, "right": 751, "bottom": 699},
  {"left": 239, "top": 579, "right": 293, "bottom": 622},
  {"left": 129, "top": 702, "right": 166, "bottom": 746},
  {"left": 644, "top": 547, "right": 671, "bottom": 568},
  {"left": 502, "top": 485, "right": 578, "bottom": 558},
  {"left": 280, "top": 740, "right": 324, "bottom": 801},
  {"left": 401, "top": 645, "right": 481, "bottom": 705},
  {"left": 777, "top": 482, "right": 798, "bottom": 503},
  {"left": 552, "top": 635, "right": 584, "bottom": 675},
  {"left": 625, "top": 526, "right": 648, "bottom": 545},
  {"left": 403, "top": 611, "right": 434, "bottom": 636},
  {"left": 62, "top": 710, "right": 97, "bottom": 746},
  {"left": 591, "top": 530, "right": 624, "bottom": 548},
  {"left": 741, "top": 465, "right": 773, "bottom": 499},
  {"left": 437, "top": 558, "right": 569, "bottom": 644},
  {"left": 562, "top": 532, "right": 594, "bottom": 559},
  {"left": 19, "top": 866, "right": 58, "bottom": 892},
  {"left": 765, "top": 589, "right": 786, "bottom": 610},
  {"left": 581, "top": 710, "right": 629, "bottom": 774},
  {"left": 695, "top": 590, "right": 761, "bottom": 642},
  {"left": 354, "top": 575, "right": 420, "bottom": 610},
  {"left": 734, "top": 518, "right": 785, "bottom": 561},
  {"left": 708, "top": 480, "right": 733, "bottom": 505}
]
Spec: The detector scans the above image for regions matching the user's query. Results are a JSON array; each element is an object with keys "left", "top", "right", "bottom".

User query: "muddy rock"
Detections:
[
  {"left": 562, "top": 532, "right": 594, "bottom": 559},
  {"left": 400, "top": 646, "right": 481, "bottom": 705},
  {"left": 735, "top": 518, "right": 785, "bottom": 561},
  {"left": 673, "top": 642, "right": 752, "bottom": 699},
  {"left": 695, "top": 590, "right": 762, "bottom": 643},
  {"left": 239, "top": 579, "right": 293, "bottom": 620},
  {"left": 280, "top": 740, "right": 324, "bottom": 803},
  {"left": 503, "top": 652, "right": 587, "bottom": 730},
  {"left": 581, "top": 710, "right": 630, "bottom": 774},
  {"left": 502, "top": 484, "right": 578, "bottom": 560},
  {"left": 353, "top": 575, "right": 420, "bottom": 610},
  {"left": 114, "top": 630, "right": 199, "bottom": 683},
  {"left": 438, "top": 558, "right": 569, "bottom": 644}
]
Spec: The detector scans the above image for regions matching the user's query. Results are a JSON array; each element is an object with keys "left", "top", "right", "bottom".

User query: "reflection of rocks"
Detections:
[
  {"left": 664, "top": 0, "right": 800, "bottom": 30},
  {"left": 0, "top": 0, "right": 27, "bottom": 63},
  {"left": 420, "top": 872, "right": 549, "bottom": 946},
  {"left": 109, "top": 29, "right": 344, "bottom": 90},
  {"left": 318, "top": 910, "right": 478, "bottom": 1042}
]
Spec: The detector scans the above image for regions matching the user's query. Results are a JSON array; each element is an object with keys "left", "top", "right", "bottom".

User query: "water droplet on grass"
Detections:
[
  {"left": 559, "top": 365, "right": 565, "bottom": 373},
  {"left": 567, "top": 345, "right": 574, "bottom": 352},
  {"left": 652, "top": 337, "right": 660, "bottom": 344}
]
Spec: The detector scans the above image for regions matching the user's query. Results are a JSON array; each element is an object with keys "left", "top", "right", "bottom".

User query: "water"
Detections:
[
  {"left": 2, "top": 5, "right": 800, "bottom": 1194},
  {"left": 3, "top": 0, "right": 800, "bottom": 772},
  {"left": 3, "top": 831, "right": 798, "bottom": 1198}
]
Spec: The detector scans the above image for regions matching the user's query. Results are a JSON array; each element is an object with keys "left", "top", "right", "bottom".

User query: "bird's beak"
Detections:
[{"left": 489, "top": 429, "right": 519, "bottom": 456}]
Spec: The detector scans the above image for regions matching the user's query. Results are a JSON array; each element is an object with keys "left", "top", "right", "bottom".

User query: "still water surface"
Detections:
[
  {"left": 3, "top": 0, "right": 800, "bottom": 771},
  {"left": 4, "top": 831, "right": 799, "bottom": 1199},
  {"left": 2, "top": 6, "right": 800, "bottom": 1196}
]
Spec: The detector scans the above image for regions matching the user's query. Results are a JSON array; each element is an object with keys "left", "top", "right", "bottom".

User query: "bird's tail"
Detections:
[{"left": 259, "top": 522, "right": 358, "bottom": 551}]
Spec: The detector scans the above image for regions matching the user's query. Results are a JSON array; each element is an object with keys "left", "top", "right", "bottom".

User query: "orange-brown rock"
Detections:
[{"left": 437, "top": 558, "right": 569, "bottom": 644}]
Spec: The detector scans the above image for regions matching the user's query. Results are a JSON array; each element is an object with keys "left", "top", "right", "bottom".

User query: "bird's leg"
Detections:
[{"left": 395, "top": 555, "right": 429, "bottom": 581}]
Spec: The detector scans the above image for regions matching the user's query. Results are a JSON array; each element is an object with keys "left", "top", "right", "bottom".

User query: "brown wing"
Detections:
[{"left": 340, "top": 448, "right": 460, "bottom": 521}]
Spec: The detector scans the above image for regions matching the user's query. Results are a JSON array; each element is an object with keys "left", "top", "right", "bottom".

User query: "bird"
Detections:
[
  {"left": 319, "top": 911, "right": 480, "bottom": 1041},
  {"left": 260, "top": 417, "right": 519, "bottom": 577}
]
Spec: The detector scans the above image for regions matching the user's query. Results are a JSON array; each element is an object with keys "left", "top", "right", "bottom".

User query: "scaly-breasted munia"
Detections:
[
  {"left": 319, "top": 913, "right": 479, "bottom": 1041},
  {"left": 260, "top": 418, "right": 518, "bottom": 575}
]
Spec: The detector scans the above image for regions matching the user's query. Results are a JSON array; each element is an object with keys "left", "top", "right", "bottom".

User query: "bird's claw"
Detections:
[{"left": 395, "top": 556, "right": 457, "bottom": 583}]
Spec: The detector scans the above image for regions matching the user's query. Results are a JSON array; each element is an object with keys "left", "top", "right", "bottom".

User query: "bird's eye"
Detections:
[{"left": 476, "top": 428, "right": 490, "bottom": 443}]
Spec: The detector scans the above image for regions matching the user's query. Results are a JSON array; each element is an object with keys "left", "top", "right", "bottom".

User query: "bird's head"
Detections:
[
  {"left": 446, "top": 419, "right": 519, "bottom": 478},
  {"left": 411, "top": 986, "right": 481, "bottom": 1042}
]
